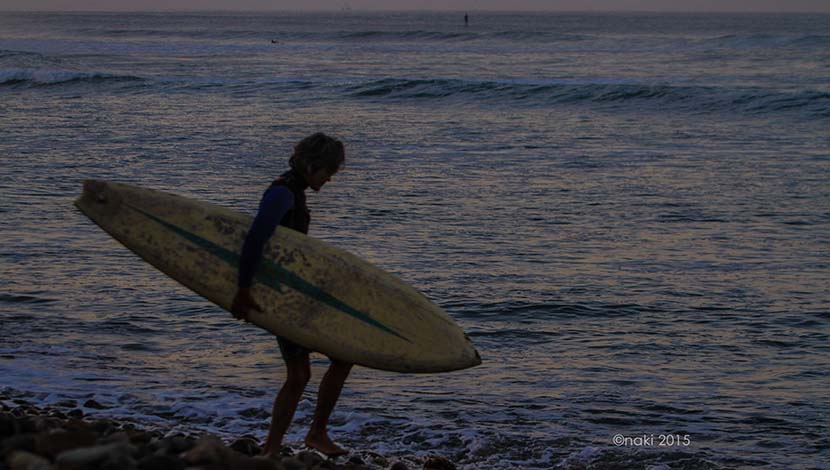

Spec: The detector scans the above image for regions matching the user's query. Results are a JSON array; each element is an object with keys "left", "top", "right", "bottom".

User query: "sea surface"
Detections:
[{"left": 1, "top": 10, "right": 829, "bottom": 470}]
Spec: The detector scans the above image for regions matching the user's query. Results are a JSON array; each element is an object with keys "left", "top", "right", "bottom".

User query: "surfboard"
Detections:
[{"left": 75, "top": 180, "right": 481, "bottom": 373}]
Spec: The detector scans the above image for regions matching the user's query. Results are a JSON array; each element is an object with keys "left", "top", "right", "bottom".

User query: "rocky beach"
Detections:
[{"left": 0, "top": 393, "right": 456, "bottom": 470}]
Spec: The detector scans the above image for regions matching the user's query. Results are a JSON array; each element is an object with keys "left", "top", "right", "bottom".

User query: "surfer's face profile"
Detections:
[
  {"left": 290, "top": 133, "right": 345, "bottom": 192},
  {"left": 307, "top": 166, "right": 337, "bottom": 192}
]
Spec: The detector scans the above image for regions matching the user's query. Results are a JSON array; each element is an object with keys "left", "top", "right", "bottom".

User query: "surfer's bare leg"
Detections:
[
  {"left": 305, "top": 359, "right": 353, "bottom": 456},
  {"left": 262, "top": 354, "right": 311, "bottom": 457}
]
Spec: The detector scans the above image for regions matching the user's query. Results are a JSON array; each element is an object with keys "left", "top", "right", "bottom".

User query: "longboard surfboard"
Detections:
[{"left": 75, "top": 180, "right": 481, "bottom": 373}]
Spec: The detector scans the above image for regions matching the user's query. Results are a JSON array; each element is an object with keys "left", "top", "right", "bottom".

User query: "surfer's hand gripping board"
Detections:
[{"left": 231, "top": 287, "right": 262, "bottom": 322}]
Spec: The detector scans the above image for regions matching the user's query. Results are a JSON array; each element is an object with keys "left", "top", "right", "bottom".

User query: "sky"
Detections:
[{"left": 2, "top": 0, "right": 830, "bottom": 12}]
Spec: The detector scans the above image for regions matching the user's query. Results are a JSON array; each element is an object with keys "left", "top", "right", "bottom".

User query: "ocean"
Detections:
[{"left": 1, "top": 10, "right": 828, "bottom": 469}]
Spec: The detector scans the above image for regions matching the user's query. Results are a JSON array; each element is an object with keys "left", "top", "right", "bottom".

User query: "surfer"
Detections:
[{"left": 231, "top": 132, "right": 350, "bottom": 458}]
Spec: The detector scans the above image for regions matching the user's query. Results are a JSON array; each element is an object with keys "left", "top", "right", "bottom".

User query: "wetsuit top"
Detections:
[{"left": 237, "top": 170, "right": 310, "bottom": 289}]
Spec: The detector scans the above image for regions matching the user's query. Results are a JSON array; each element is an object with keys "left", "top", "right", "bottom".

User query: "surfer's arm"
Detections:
[
  {"left": 237, "top": 186, "right": 295, "bottom": 289},
  {"left": 232, "top": 186, "right": 294, "bottom": 321}
]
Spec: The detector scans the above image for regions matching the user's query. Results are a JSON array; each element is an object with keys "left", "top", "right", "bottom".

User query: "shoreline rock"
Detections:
[{"left": 0, "top": 401, "right": 451, "bottom": 470}]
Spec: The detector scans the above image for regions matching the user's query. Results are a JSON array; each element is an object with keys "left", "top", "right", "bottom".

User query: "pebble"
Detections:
[
  {"left": 153, "top": 434, "right": 195, "bottom": 455},
  {"left": 423, "top": 455, "right": 456, "bottom": 470},
  {"left": 231, "top": 455, "right": 281, "bottom": 470},
  {"left": 137, "top": 454, "right": 186, "bottom": 470},
  {"left": 90, "top": 418, "right": 117, "bottom": 435},
  {"left": 54, "top": 441, "right": 135, "bottom": 470},
  {"left": 54, "top": 400, "right": 78, "bottom": 409},
  {"left": 32, "top": 415, "right": 65, "bottom": 433},
  {"left": 282, "top": 456, "right": 307, "bottom": 470},
  {"left": 98, "top": 449, "right": 137, "bottom": 470},
  {"left": 124, "top": 428, "right": 157, "bottom": 444},
  {"left": 35, "top": 429, "right": 98, "bottom": 458},
  {"left": 6, "top": 449, "right": 51, "bottom": 470},
  {"left": 2, "top": 433, "right": 37, "bottom": 455},
  {"left": 298, "top": 450, "right": 325, "bottom": 467},
  {"left": 9, "top": 417, "right": 38, "bottom": 434},
  {"left": 365, "top": 451, "right": 388, "bottom": 467},
  {"left": 0, "top": 413, "right": 19, "bottom": 437},
  {"left": 84, "top": 399, "right": 108, "bottom": 409},
  {"left": 61, "top": 418, "right": 93, "bottom": 433},
  {"left": 180, "top": 434, "right": 232, "bottom": 466},
  {"left": 229, "top": 435, "right": 261, "bottom": 456}
]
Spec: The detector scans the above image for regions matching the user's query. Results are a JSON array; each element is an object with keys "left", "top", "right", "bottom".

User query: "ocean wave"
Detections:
[
  {"left": 85, "top": 28, "right": 267, "bottom": 41},
  {"left": 5, "top": 67, "right": 827, "bottom": 118},
  {"left": 704, "top": 33, "right": 830, "bottom": 49},
  {"left": 0, "top": 49, "right": 47, "bottom": 60},
  {"left": 0, "top": 68, "right": 145, "bottom": 88},
  {"left": 73, "top": 28, "right": 590, "bottom": 43},
  {"left": 490, "top": 31, "right": 588, "bottom": 41},
  {"left": 339, "top": 30, "right": 473, "bottom": 41},
  {"left": 348, "top": 78, "right": 830, "bottom": 117},
  {"left": 337, "top": 30, "right": 588, "bottom": 42}
]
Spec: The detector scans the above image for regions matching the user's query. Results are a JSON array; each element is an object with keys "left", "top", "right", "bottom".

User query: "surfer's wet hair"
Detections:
[{"left": 290, "top": 133, "right": 345, "bottom": 175}]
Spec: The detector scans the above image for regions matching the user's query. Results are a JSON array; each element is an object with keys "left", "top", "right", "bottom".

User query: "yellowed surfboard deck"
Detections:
[{"left": 75, "top": 180, "right": 481, "bottom": 373}]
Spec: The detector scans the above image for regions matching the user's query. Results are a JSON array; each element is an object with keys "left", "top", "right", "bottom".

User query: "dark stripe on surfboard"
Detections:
[{"left": 125, "top": 203, "right": 409, "bottom": 342}]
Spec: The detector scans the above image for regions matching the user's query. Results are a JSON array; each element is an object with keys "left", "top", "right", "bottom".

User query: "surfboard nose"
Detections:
[
  {"left": 75, "top": 180, "right": 123, "bottom": 220},
  {"left": 82, "top": 179, "right": 109, "bottom": 203}
]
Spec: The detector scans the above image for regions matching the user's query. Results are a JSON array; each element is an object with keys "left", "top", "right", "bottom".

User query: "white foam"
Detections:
[
  {"left": 1, "top": 68, "right": 77, "bottom": 84},
  {"left": 556, "top": 446, "right": 602, "bottom": 468}
]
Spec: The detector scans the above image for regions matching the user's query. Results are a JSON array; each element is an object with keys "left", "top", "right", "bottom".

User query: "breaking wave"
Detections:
[
  {"left": 704, "top": 33, "right": 830, "bottom": 49},
  {"left": 0, "top": 68, "right": 145, "bottom": 87},
  {"left": 348, "top": 78, "right": 830, "bottom": 117}
]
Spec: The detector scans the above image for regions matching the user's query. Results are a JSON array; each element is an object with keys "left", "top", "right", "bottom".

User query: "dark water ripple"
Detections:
[{"left": 0, "top": 293, "right": 57, "bottom": 304}]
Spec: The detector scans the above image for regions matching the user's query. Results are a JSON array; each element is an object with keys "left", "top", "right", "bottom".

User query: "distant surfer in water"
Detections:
[{"left": 231, "top": 133, "right": 349, "bottom": 458}]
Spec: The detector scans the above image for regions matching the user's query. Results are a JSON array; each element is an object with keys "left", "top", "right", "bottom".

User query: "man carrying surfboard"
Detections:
[{"left": 230, "top": 132, "right": 350, "bottom": 458}]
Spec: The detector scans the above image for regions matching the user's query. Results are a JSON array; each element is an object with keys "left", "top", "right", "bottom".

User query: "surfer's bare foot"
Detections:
[
  {"left": 305, "top": 433, "right": 348, "bottom": 457},
  {"left": 260, "top": 444, "right": 277, "bottom": 458}
]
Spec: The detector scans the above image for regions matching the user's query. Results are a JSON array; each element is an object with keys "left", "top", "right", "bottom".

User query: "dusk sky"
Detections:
[{"left": 3, "top": 0, "right": 830, "bottom": 12}]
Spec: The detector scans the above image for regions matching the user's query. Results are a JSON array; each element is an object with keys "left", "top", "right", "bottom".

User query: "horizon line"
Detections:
[{"left": 3, "top": 8, "right": 830, "bottom": 14}]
